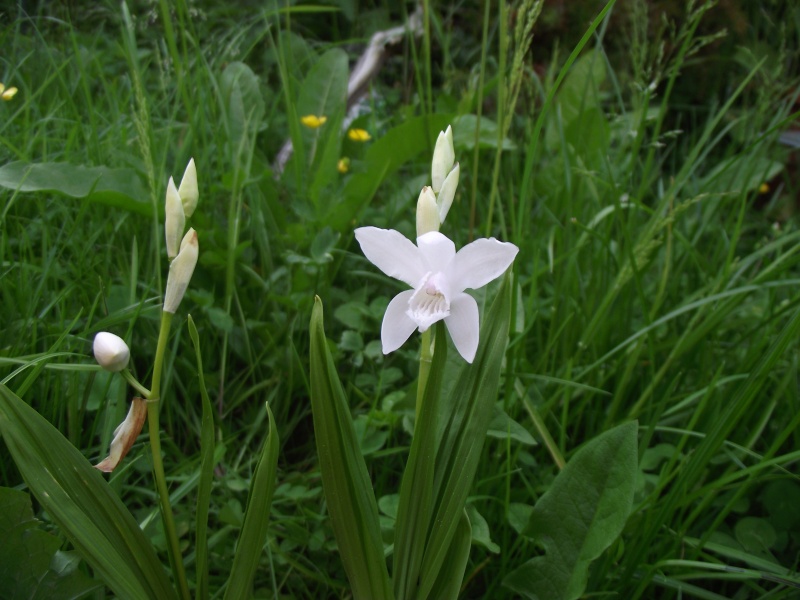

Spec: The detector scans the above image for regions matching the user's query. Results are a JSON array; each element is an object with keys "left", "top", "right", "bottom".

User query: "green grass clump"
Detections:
[{"left": 2, "top": 0, "right": 800, "bottom": 597}]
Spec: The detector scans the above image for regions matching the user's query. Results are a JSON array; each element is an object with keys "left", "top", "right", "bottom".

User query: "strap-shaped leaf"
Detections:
[
  {"left": 0, "top": 384, "right": 176, "bottom": 599},
  {"left": 392, "top": 323, "right": 447, "bottom": 600},
  {"left": 424, "top": 508, "right": 472, "bottom": 600},
  {"left": 417, "top": 273, "right": 513, "bottom": 599},
  {"left": 503, "top": 421, "right": 638, "bottom": 600},
  {"left": 309, "top": 297, "right": 393, "bottom": 600},
  {"left": 224, "top": 402, "right": 280, "bottom": 600}
]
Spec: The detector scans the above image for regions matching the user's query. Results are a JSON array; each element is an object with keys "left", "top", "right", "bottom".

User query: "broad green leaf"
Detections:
[
  {"left": 544, "top": 51, "right": 606, "bottom": 151},
  {"left": 295, "top": 49, "right": 348, "bottom": 206},
  {"left": 417, "top": 274, "right": 513, "bottom": 600},
  {"left": 466, "top": 504, "right": 500, "bottom": 554},
  {"left": 486, "top": 404, "right": 537, "bottom": 445},
  {"left": 224, "top": 402, "right": 280, "bottom": 600},
  {"left": 0, "top": 487, "right": 102, "bottom": 599},
  {"left": 0, "top": 161, "right": 151, "bottom": 216},
  {"left": 187, "top": 315, "right": 215, "bottom": 600},
  {"left": 503, "top": 421, "right": 638, "bottom": 600},
  {"left": 220, "top": 61, "right": 265, "bottom": 167},
  {"left": 392, "top": 323, "right": 447, "bottom": 600},
  {"left": 0, "top": 384, "right": 177, "bottom": 600},
  {"left": 452, "top": 114, "right": 516, "bottom": 150},
  {"left": 423, "top": 509, "right": 472, "bottom": 600},
  {"left": 309, "top": 297, "right": 393, "bottom": 600},
  {"left": 331, "top": 114, "right": 453, "bottom": 230}
]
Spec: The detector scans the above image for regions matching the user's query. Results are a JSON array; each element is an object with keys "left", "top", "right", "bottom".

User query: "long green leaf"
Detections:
[
  {"left": 503, "top": 421, "right": 638, "bottom": 600},
  {"left": 309, "top": 297, "right": 393, "bottom": 600},
  {"left": 392, "top": 323, "right": 447, "bottom": 600},
  {"left": 417, "top": 274, "right": 513, "bottom": 599},
  {"left": 424, "top": 509, "right": 472, "bottom": 600},
  {"left": 0, "top": 161, "right": 151, "bottom": 216},
  {"left": 0, "top": 384, "right": 176, "bottom": 599},
  {"left": 224, "top": 402, "right": 280, "bottom": 600},
  {"left": 187, "top": 315, "right": 215, "bottom": 600}
]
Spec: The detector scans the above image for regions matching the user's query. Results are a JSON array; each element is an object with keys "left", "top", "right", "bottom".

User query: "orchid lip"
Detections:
[{"left": 407, "top": 271, "right": 450, "bottom": 331}]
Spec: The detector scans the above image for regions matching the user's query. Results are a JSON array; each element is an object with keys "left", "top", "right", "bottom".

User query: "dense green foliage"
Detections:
[{"left": 2, "top": 0, "right": 800, "bottom": 597}]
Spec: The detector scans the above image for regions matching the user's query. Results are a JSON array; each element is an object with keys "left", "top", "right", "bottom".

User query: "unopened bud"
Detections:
[
  {"left": 165, "top": 177, "right": 185, "bottom": 260},
  {"left": 416, "top": 186, "right": 440, "bottom": 237},
  {"left": 437, "top": 162, "right": 459, "bottom": 223},
  {"left": 93, "top": 332, "right": 130, "bottom": 372},
  {"left": 178, "top": 158, "right": 198, "bottom": 218},
  {"left": 164, "top": 228, "right": 199, "bottom": 313},
  {"left": 431, "top": 125, "right": 455, "bottom": 193}
]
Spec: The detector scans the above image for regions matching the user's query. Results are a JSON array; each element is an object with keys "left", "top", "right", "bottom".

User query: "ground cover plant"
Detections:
[{"left": 1, "top": 0, "right": 800, "bottom": 598}]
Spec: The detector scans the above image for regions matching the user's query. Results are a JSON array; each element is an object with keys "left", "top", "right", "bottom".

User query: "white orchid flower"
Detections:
[{"left": 354, "top": 226, "right": 518, "bottom": 363}]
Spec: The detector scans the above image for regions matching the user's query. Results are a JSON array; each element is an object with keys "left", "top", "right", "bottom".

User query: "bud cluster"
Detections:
[
  {"left": 416, "top": 125, "right": 460, "bottom": 237},
  {"left": 163, "top": 159, "right": 200, "bottom": 314}
]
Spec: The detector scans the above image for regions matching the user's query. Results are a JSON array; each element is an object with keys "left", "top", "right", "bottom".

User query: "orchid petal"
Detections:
[
  {"left": 445, "top": 293, "right": 480, "bottom": 363},
  {"left": 449, "top": 238, "right": 518, "bottom": 291},
  {"left": 417, "top": 231, "right": 456, "bottom": 273},
  {"left": 381, "top": 290, "right": 417, "bottom": 353},
  {"left": 355, "top": 227, "right": 425, "bottom": 287}
]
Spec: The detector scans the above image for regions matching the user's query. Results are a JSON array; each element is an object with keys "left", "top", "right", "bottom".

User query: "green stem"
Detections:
[
  {"left": 121, "top": 368, "right": 150, "bottom": 398},
  {"left": 415, "top": 328, "right": 433, "bottom": 421},
  {"left": 146, "top": 311, "right": 190, "bottom": 600}
]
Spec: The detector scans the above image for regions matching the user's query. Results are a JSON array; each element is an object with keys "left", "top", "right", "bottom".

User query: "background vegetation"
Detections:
[{"left": 1, "top": 0, "right": 799, "bottom": 597}]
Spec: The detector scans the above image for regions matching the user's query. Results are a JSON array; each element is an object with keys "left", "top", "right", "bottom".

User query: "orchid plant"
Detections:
[
  {"left": 0, "top": 158, "right": 280, "bottom": 600},
  {"left": 310, "top": 125, "right": 520, "bottom": 600}
]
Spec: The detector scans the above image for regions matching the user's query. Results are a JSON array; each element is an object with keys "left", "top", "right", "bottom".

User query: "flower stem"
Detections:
[
  {"left": 146, "top": 311, "right": 190, "bottom": 600},
  {"left": 121, "top": 368, "right": 150, "bottom": 398},
  {"left": 415, "top": 328, "right": 433, "bottom": 421}
]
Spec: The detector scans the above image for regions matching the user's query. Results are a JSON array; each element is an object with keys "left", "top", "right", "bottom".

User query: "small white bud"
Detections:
[
  {"left": 177, "top": 158, "right": 199, "bottom": 218},
  {"left": 431, "top": 125, "right": 455, "bottom": 193},
  {"left": 165, "top": 177, "right": 185, "bottom": 260},
  {"left": 437, "top": 162, "right": 459, "bottom": 223},
  {"left": 93, "top": 332, "right": 130, "bottom": 372},
  {"left": 164, "top": 228, "right": 199, "bottom": 314},
  {"left": 416, "top": 186, "right": 440, "bottom": 237}
]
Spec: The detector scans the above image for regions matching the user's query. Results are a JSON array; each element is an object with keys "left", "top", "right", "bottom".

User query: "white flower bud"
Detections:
[
  {"left": 431, "top": 125, "right": 455, "bottom": 194},
  {"left": 416, "top": 186, "right": 440, "bottom": 237},
  {"left": 93, "top": 332, "right": 130, "bottom": 372},
  {"left": 164, "top": 228, "right": 199, "bottom": 314},
  {"left": 437, "top": 162, "right": 459, "bottom": 223},
  {"left": 178, "top": 158, "right": 199, "bottom": 218},
  {"left": 165, "top": 177, "right": 185, "bottom": 260}
]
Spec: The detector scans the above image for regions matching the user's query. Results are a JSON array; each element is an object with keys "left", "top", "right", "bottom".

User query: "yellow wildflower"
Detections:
[
  {"left": 348, "top": 128, "right": 371, "bottom": 142},
  {"left": 759, "top": 182, "right": 770, "bottom": 194},
  {"left": 0, "top": 83, "right": 18, "bottom": 101},
  {"left": 337, "top": 157, "right": 350, "bottom": 174},
  {"left": 301, "top": 115, "right": 327, "bottom": 128}
]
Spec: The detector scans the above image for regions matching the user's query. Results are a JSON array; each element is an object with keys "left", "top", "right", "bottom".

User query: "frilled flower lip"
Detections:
[{"left": 354, "top": 227, "right": 518, "bottom": 362}]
